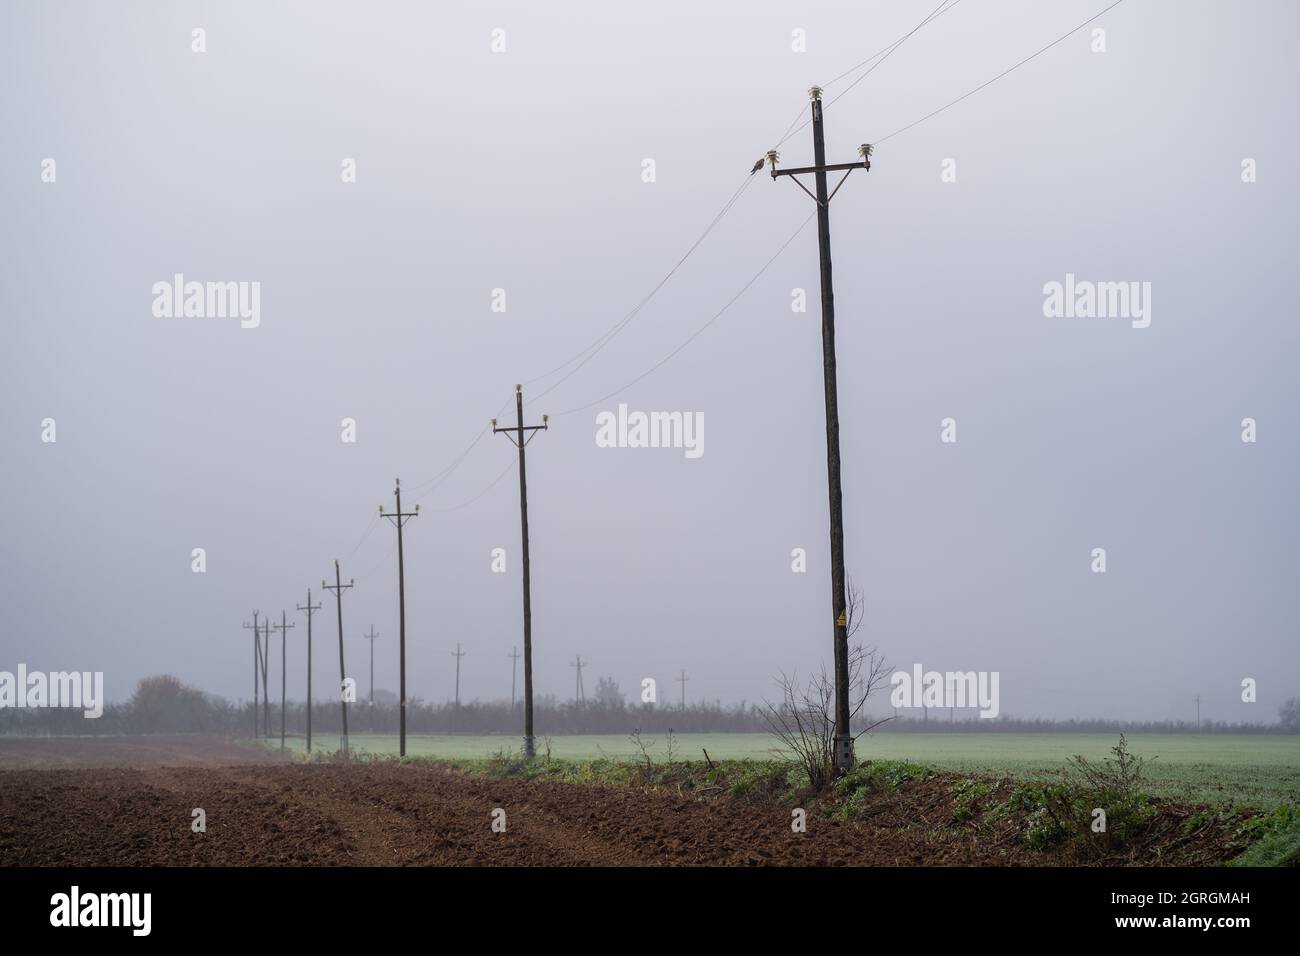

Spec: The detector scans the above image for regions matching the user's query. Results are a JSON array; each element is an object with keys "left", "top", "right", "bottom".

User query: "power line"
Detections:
[
  {"left": 527, "top": 175, "right": 757, "bottom": 404},
  {"left": 419, "top": 458, "right": 515, "bottom": 512},
  {"left": 780, "top": 0, "right": 962, "bottom": 145},
  {"left": 338, "top": 391, "right": 514, "bottom": 565},
  {"left": 521, "top": 2, "right": 957, "bottom": 408},
  {"left": 821, "top": 0, "right": 966, "bottom": 90},
  {"left": 825, "top": 0, "right": 961, "bottom": 108},
  {"left": 771, "top": 1, "right": 965, "bottom": 157},
  {"left": 548, "top": 0, "right": 1127, "bottom": 416},
  {"left": 351, "top": 536, "right": 394, "bottom": 584},
  {"left": 404, "top": 421, "right": 493, "bottom": 496},
  {"left": 875, "top": 0, "right": 1128, "bottom": 145},
  {"left": 536, "top": 4, "right": 950, "bottom": 418},
  {"left": 294, "top": 5, "right": 1100, "bottom": 547},
  {"left": 334, "top": 5, "right": 953, "bottom": 508},
  {"left": 553, "top": 210, "right": 816, "bottom": 417},
  {"left": 329, "top": 0, "right": 939, "bottom": 565},
  {"left": 343, "top": 512, "right": 379, "bottom": 559},
  {"left": 774, "top": 100, "right": 812, "bottom": 148},
  {"left": 383, "top": 173, "right": 760, "bottom": 515}
]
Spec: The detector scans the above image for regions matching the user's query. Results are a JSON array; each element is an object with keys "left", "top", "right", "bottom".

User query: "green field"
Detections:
[{"left": 266, "top": 732, "right": 1300, "bottom": 808}]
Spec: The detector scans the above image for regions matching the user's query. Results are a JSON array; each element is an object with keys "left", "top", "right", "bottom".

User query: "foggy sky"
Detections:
[{"left": 2, "top": 0, "right": 1297, "bottom": 723}]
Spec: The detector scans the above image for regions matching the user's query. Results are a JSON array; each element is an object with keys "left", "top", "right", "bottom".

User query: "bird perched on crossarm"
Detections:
[{"left": 750, "top": 157, "right": 765, "bottom": 175}]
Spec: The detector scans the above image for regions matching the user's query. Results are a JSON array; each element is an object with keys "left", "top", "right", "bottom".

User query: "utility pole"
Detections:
[
  {"left": 1195, "top": 694, "right": 1201, "bottom": 732},
  {"left": 296, "top": 590, "right": 321, "bottom": 753},
  {"left": 508, "top": 646, "right": 520, "bottom": 712},
  {"left": 451, "top": 643, "right": 466, "bottom": 708},
  {"left": 766, "top": 86, "right": 873, "bottom": 773},
  {"left": 322, "top": 560, "right": 354, "bottom": 756},
  {"left": 242, "top": 612, "right": 261, "bottom": 738},
  {"left": 273, "top": 612, "right": 295, "bottom": 750},
  {"left": 492, "top": 385, "right": 548, "bottom": 758},
  {"left": 380, "top": 480, "right": 418, "bottom": 756},
  {"left": 362, "top": 626, "right": 379, "bottom": 734},
  {"left": 362, "top": 627, "right": 379, "bottom": 708},
  {"left": 260, "top": 618, "right": 272, "bottom": 737},
  {"left": 676, "top": 669, "right": 689, "bottom": 711},
  {"left": 570, "top": 656, "right": 586, "bottom": 706}
]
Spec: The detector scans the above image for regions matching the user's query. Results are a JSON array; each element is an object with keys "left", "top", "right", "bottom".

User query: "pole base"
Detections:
[
  {"left": 833, "top": 734, "right": 855, "bottom": 771},
  {"left": 340, "top": 735, "right": 349, "bottom": 757},
  {"left": 524, "top": 735, "right": 535, "bottom": 759}
]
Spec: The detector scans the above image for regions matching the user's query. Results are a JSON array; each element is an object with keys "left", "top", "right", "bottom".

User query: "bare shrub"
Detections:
[{"left": 761, "top": 580, "right": 892, "bottom": 788}]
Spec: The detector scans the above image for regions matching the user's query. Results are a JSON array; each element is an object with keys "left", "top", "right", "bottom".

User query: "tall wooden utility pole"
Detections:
[
  {"left": 492, "top": 385, "right": 548, "bottom": 758},
  {"left": 322, "top": 561, "right": 354, "bottom": 755},
  {"left": 676, "top": 669, "right": 689, "bottom": 711},
  {"left": 296, "top": 590, "right": 321, "bottom": 753},
  {"left": 273, "top": 612, "right": 295, "bottom": 750},
  {"left": 380, "top": 480, "right": 418, "bottom": 756},
  {"left": 451, "top": 643, "right": 466, "bottom": 708},
  {"left": 508, "top": 646, "right": 520, "bottom": 712},
  {"left": 242, "top": 612, "right": 261, "bottom": 738},
  {"left": 766, "top": 86, "right": 872, "bottom": 773}
]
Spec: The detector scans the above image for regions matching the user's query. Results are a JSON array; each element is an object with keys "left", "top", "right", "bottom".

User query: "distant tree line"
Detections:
[
  {"left": 2, "top": 675, "right": 1297, "bottom": 737},
  {"left": 0, "top": 675, "right": 239, "bottom": 735},
  {"left": 296, "top": 695, "right": 770, "bottom": 736},
  {"left": 859, "top": 712, "right": 1300, "bottom": 735}
]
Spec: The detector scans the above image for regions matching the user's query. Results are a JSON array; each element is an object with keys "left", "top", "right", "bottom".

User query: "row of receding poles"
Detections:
[
  {"left": 240, "top": 384, "right": 547, "bottom": 759},
  {"left": 239, "top": 90, "right": 862, "bottom": 766},
  {"left": 241, "top": 591, "right": 351, "bottom": 755}
]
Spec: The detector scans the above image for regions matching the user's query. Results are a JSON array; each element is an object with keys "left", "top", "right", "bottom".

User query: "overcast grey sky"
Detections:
[{"left": 2, "top": 0, "right": 1297, "bottom": 723}]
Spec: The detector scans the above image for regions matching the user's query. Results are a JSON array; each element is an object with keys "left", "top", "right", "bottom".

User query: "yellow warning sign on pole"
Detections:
[{"left": 836, "top": 611, "right": 847, "bottom": 627}]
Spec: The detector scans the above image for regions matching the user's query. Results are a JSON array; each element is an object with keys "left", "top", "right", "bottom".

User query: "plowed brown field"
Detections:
[{"left": 0, "top": 737, "right": 1238, "bottom": 866}]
